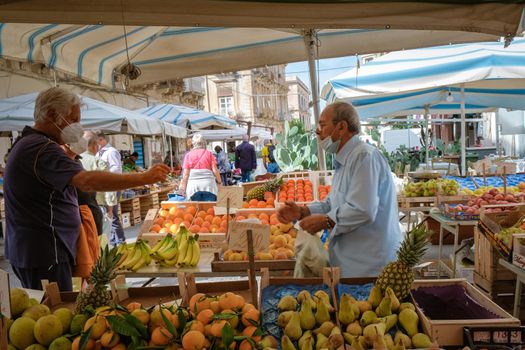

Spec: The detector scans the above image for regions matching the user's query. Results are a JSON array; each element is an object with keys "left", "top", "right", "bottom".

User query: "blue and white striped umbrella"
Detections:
[
  {"left": 0, "top": 23, "right": 499, "bottom": 88},
  {"left": 136, "top": 103, "right": 236, "bottom": 130},
  {"left": 322, "top": 39, "right": 525, "bottom": 119}
]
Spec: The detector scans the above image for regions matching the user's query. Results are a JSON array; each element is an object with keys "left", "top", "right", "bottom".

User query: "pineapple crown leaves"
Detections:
[
  {"left": 89, "top": 245, "right": 122, "bottom": 286},
  {"left": 397, "top": 221, "right": 432, "bottom": 268}
]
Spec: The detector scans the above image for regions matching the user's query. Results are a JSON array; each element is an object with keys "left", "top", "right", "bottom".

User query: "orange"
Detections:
[
  {"left": 196, "top": 309, "right": 214, "bottom": 325},
  {"left": 151, "top": 224, "right": 161, "bottom": 233},
  {"left": 194, "top": 217, "right": 204, "bottom": 226},
  {"left": 207, "top": 207, "right": 215, "bottom": 215},
  {"left": 249, "top": 199, "right": 258, "bottom": 206},
  {"left": 174, "top": 217, "right": 183, "bottom": 225},
  {"left": 151, "top": 327, "right": 172, "bottom": 346},
  {"left": 187, "top": 206, "right": 197, "bottom": 215},
  {"left": 184, "top": 214, "right": 194, "bottom": 222},
  {"left": 258, "top": 213, "right": 269, "bottom": 221},
  {"left": 212, "top": 217, "right": 222, "bottom": 226},
  {"left": 239, "top": 340, "right": 255, "bottom": 350},
  {"left": 182, "top": 330, "right": 205, "bottom": 350},
  {"left": 242, "top": 202, "right": 250, "bottom": 208},
  {"left": 267, "top": 198, "right": 275, "bottom": 206},
  {"left": 190, "top": 225, "right": 201, "bottom": 234},
  {"left": 154, "top": 217, "right": 165, "bottom": 226},
  {"left": 199, "top": 226, "right": 209, "bottom": 233},
  {"left": 248, "top": 213, "right": 257, "bottom": 219},
  {"left": 183, "top": 220, "right": 192, "bottom": 228},
  {"left": 257, "top": 201, "right": 266, "bottom": 208},
  {"left": 201, "top": 221, "right": 211, "bottom": 228},
  {"left": 168, "top": 207, "right": 178, "bottom": 216},
  {"left": 205, "top": 215, "right": 214, "bottom": 223},
  {"left": 126, "top": 302, "right": 142, "bottom": 312},
  {"left": 242, "top": 308, "right": 260, "bottom": 327},
  {"left": 210, "top": 224, "right": 219, "bottom": 233},
  {"left": 189, "top": 293, "right": 211, "bottom": 314},
  {"left": 189, "top": 320, "right": 205, "bottom": 333},
  {"left": 198, "top": 211, "right": 207, "bottom": 219},
  {"left": 210, "top": 320, "right": 227, "bottom": 337}
]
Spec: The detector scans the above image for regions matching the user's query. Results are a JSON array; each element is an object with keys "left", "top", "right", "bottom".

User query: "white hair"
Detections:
[
  {"left": 328, "top": 102, "right": 361, "bottom": 134},
  {"left": 34, "top": 87, "right": 81, "bottom": 122},
  {"left": 192, "top": 133, "right": 206, "bottom": 149}
]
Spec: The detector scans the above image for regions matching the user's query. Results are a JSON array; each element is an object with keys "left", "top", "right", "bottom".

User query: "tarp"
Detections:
[
  {"left": 136, "top": 103, "right": 236, "bottom": 130},
  {"left": 0, "top": 1, "right": 522, "bottom": 37},
  {"left": 0, "top": 23, "right": 500, "bottom": 87},
  {"left": 0, "top": 92, "right": 187, "bottom": 137},
  {"left": 322, "top": 39, "right": 525, "bottom": 119},
  {"left": 197, "top": 127, "right": 247, "bottom": 141}
]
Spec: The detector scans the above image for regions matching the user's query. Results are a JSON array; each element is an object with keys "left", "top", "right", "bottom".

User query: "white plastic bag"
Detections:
[
  {"left": 294, "top": 228, "right": 330, "bottom": 277},
  {"left": 99, "top": 206, "right": 111, "bottom": 249}
]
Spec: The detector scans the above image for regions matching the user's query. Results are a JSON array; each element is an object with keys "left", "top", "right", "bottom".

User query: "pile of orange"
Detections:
[
  {"left": 242, "top": 197, "right": 275, "bottom": 208},
  {"left": 318, "top": 185, "right": 331, "bottom": 201},
  {"left": 150, "top": 205, "right": 230, "bottom": 234},
  {"left": 278, "top": 178, "right": 314, "bottom": 202},
  {"left": 236, "top": 212, "right": 280, "bottom": 226}
]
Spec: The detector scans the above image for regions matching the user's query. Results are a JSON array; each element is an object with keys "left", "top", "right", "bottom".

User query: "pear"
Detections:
[
  {"left": 398, "top": 309, "right": 419, "bottom": 337},
  {"left": 398, "top": 302, "right": 415, "bottom": 312},
  {"left": 368, "top": 286, "right": 382, "bottom": 308},
  {"left": 328, "top": 326, "right": 344, "bottom": 349},
  {"left": 384, "top": 287, "right": 400, "bottom": 312},
  {"left": 285, "top": 312, "right": 303, "bottom": 341},
  {"left": 394, "top": 338, "right": 407, "bottom": 350},
  {"left": 299, "top": 331, "right": 313, "bottom": 349},
  {"left": 279, "top": 296, "right": 298, "bottom": 311},
  {"left": 379, "top": 314, "right": 397, "bottom": 332},
  {"left": 313, "top": 291, "right": 333, "bottom": 311},
  {"left": 394, "top": 331, "right": 412, "bottom": 349},
  {"left": 357, "top": 301, "right": 372, "bottom": 314},
  {"left": 282, "top": 335, "right": 297, "bottom": 350},
  {"left": 314, "top": 297, "right": 331, "bottom": 325},
  {"left": 360, "top": 310, "right": 378, "bottom": 327},
  {"left": 260, "top": 336, "right": 279, "bottom": 349},
  {"left": 315, "top": 333, "right": 330, "bottom": 350},
  {"left": 343, "top": 332, "right": 356, "bottom": 345},
  {"left": 299, "top": 300, "right": 316, "bottom": 330},
  {"left": 350, "top": 336, "right": 365, "bottom": 350},
  {"left": 411, "top": 333, "right": 433, "bottom": 348},
  {"left": 338, "top": 293, "right": 356, "bottom": 325},
  {"left": 363, "top": 323, "right": 386, "bottom": 340},
  {"left": 297, "top": 290, "right": 312, "bottom": 304},
  {"left": 384, "top": 334, "right": 395, "bottom": 350},
  {"left": 346, "top": 321, "right": 362, "bottom": 336},
  {"left": 375, "top": 297, "right": 392, "bottom": 317},
  {"left": 358, "top": 336, "right": 369, "bottom": 350},
  {"left": 300, "top": 334, "right": 313, "bottom": 350},
  {"left": 278, "top": 311, "right": 295, "bottom": 328},
  {"left": 313, "top": 321, "right": 335, "bottom": 337},
  {"left": 372, "top": 334, "right": 388, "bottom": 350}
]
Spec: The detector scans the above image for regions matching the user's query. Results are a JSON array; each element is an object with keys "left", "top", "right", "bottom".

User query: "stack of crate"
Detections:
[
  {"left": 140, "top": 193, "right": 160, "bottom": 219},
  {"left": 120, "top": 197, "right": 141, "bottom": 226}
]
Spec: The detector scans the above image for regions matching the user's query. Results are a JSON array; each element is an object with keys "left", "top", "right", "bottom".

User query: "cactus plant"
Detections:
[{"left": 274, "top": 121, "right": 319, "bottom": 172}]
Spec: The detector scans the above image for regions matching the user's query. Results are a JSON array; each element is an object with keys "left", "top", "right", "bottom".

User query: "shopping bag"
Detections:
[
  {"left": 99, "top": 206, "right": 111, "bottom": 249},
  {"left": 294, "top": 228, "right": 329, "bottom": 277}
]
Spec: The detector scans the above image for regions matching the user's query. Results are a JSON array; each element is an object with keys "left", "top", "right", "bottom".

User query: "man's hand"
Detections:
[
  {"left": 299, "top": 214, "right": 330, "bottom": 234},
  {"left": 277, "top": 200, "right": 302, "bottom": 223},
  {"left": 141, "top": 164, "right": 170, "bottom": 184}
]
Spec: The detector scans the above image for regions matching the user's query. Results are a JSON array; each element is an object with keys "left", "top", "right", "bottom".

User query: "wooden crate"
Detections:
[
  {"left": 411, "top": 279, "right": 520, "bottom": 346},
  {"left": 474, "top": 227, "right": 515, "bottom": 282},
  {"left": 211, "top": 252, "right": 295, "bottom": 272},
  {"left": 121, "top": 197, "right": 141, "bottom": 223},
  {"left": 400, "top": 196, "right": 438, "bottom": 209},
  {"left": 140, "top": 193, "right": 160, "bottom": 219}
]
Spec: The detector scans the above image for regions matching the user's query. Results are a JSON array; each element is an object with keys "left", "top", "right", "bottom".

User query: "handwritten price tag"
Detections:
[
  {"left": 216, "top": 186, "right": 244, "bottom": 209},
  {"left": 0, "top": 269, "right": 11, "bottom": 319},
  {"left": 228, "top": 221, "right": 270, "bottom": 252}
]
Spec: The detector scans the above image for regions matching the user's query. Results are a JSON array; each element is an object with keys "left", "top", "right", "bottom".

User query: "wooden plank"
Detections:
[{"left": 211, "top": 258, "right": 295, "bottom": 272}]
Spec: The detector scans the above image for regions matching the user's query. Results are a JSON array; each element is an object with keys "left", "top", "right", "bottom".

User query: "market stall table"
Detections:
[
  {"left": 499, "top": 258, "right": 525, "bottom": 318},
  {"left": 430, "top": 209, "right": 478, "bottom": 279}
]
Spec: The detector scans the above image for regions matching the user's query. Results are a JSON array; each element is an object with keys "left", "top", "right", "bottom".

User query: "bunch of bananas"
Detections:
[
  {"left": 116, "top": 240, "right": 152, "bottom": 271},
  {"left": 176, "top": 229, "right": 200, "bottom": 267},
  {"left": 150, "top": 233, "right": 179, "bottom": 267}
]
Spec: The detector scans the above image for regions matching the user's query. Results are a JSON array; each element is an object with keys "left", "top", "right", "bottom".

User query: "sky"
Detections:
[{"left": 285, "top": 56, "right": 358, "bottom": 112}]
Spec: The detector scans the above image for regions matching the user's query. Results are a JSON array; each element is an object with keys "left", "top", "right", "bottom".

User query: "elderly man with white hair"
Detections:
[
  {"left": 277, "top": 102, "right": 402, "bottom": 278},
  {"left": 179, "top": 133, "right": 222, "bottom": 201},
  {"left": 3, "top": 87, "right": 169, "bottom": 291}
]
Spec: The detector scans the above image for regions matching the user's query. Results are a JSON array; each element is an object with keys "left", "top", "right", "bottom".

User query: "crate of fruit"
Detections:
[
  {"left": 440, "top": 203, "right": 480, "bottom": 221},
  {"left": 479, "top": 203, "right": 525, "bottom": 256},
  {"left": 276, "top": 177, "right": 316, "bottom": 205}
]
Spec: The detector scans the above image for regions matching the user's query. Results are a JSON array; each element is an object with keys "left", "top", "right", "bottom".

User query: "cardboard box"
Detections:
[
  {"left": 512, "top": 233, "right": 525, "bottom": 269},
  {"left": 121, "top": 212, "right": 131, "bottom": 229}
]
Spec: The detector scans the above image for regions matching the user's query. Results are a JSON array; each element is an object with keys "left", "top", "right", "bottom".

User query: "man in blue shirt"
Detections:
[
  {"left": 277, "top": 102, "right": 402, "bottom": 277},
  {"left": 235, "top": 135, "right": 257, "bottom": 183}
]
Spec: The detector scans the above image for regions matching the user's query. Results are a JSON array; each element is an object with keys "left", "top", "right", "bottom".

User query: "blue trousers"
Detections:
[
  {"left": 110, "top": 191, "right": 126, "bottom": 246},
  {"left": 190, "top": 191, "right": 217, "bottom": 201},
  {"left": 241, "top": 169, "right": 251, "bottom": 183},
  {"left": 13, "top": 262, "right": 73, "bottom": 291}
]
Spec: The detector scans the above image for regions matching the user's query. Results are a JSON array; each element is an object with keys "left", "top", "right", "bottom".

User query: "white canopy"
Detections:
[{"left": 0, "top": 92, "right": 187, "bottom": 137}]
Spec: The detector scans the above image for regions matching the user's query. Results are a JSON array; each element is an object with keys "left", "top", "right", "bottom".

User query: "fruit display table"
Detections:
[{"left": 429, "top": 209, "right": 478, "bottom": 279}]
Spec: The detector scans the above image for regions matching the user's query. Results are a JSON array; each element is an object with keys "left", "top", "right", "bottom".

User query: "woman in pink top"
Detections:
[{"left": 179, "top": 133, "right": 222, "bottom": 201}]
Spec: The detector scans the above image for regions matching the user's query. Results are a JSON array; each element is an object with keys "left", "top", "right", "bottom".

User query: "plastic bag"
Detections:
[
  {"left": 294, "top": 228, "right": 330, "bottom": 277},
  {"left": 99, "top": 206, "right": 111, "bottom": 249}
]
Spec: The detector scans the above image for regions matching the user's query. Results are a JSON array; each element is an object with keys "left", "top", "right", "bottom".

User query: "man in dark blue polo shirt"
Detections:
[{"left": 4, "top": 87, "right": 170, "bottom": 291}]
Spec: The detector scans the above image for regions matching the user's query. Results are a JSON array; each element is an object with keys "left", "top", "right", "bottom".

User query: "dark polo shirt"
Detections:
[{"left": 4, "top": 127, "right": 83, "bottom": 269}]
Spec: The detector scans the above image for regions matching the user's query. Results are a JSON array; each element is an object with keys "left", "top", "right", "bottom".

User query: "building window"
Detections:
[{"left": 219, "top": 96, "right": 233, "bottom": 116}]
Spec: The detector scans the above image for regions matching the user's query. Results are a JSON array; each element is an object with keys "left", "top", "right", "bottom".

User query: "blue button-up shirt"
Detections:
[{"left": 308, "top": 136, "right": 402, "bottom": 277}]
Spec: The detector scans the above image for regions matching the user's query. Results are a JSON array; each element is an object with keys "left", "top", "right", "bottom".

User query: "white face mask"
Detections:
[
  {"left": 318, "top": 126, "right": 340, "bottom": 154},
  {"left": 69, "top": 137, "right": 88, "bottom": 155},
  {"left": 54, "top": 116, "right": 83, "bottom": 144}
]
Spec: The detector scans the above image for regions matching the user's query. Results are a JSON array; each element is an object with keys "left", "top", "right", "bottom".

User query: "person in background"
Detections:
[
  {"left": 262, "top": 139, "right": 280, "bottom": 174},
  {"left": 4, "top": 87, "right": 169, "bottom": 291},
  {"left": 179, "top": 133, "right": 222, "bottom": 201},
  {"left": 164, "top": 150, "right": 182, "bottom": 176},
  {"left": 277, "top": 102, "right": 402, "bottom": 278},
  {"left": 96, "top": 132, "right": 126, "bottom": 247},
  {"left": 215, "top": 145, "right": 230, "bottom": 186},
  {"left": 235, "top": 135, "right": 257, "bottom": 182},
  {"left": 123, "top": 151, "right": 139, "bottom": 171},
  {"left": 79, "top": 131, "right": 116, "bottom": 235}
]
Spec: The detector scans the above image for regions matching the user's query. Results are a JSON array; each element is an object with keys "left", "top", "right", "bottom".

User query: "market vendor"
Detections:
[
  {"left": 123, "top": 151, "right": 139, "bottom": 171},
  {"left": 277, "top": 102, "right": 402, "bottom": 278},
  {"left": 3, "top": 87, "right": 170, "bottom": 291}
]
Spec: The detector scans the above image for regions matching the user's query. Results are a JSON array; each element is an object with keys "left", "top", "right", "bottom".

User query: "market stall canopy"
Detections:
[
  {"left": 322, "top": 39, "right": 525, "bottom": 119},
  {"left": 136, "top": 103, "right": 236, "bottom": 130},
  {"left": 0, "top": 24, "right": 502, "bottom": 88},
  {"left": 0, "top": 1, "right": 522, "bottom": 37},
  {"left": 197, "top": 127, "right": 247, "bottom": 141},
  {"left": 0, "top": 92, "right": 187, "bottom": 137}
]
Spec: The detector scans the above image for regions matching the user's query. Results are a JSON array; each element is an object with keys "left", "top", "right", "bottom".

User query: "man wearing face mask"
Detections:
[
  {"left": 277, "top": 102, "right": 402, "bottom": 278},
  {"left": 3, "top": 87, "right": 169, "bottom": 291}
]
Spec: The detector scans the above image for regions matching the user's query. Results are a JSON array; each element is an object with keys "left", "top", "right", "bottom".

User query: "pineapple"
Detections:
[
  {"left": 375, "top": 222, "right": 431, "bottom": 299},
  {"left": 246, "top": 176, "right": 283, "bottom": 200},
  {"left": 75, "top": 245, "right": 121, "bottom": 314}
]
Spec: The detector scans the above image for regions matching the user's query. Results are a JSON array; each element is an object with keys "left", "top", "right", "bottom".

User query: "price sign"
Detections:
[
  {"left": 0, "top": 269, "right": 11, "bottom": 319},
  {"left": 510, "top": 331, "right": 522, "bottom": 344},
  {"left": 216, "top": 186, "right": 244, "bottom": 209},
  {"left": 228, "top": 221, "right": 270, "bottom": 252},
  {"left": 493, "top": 331, "right": 509, "bottom": 343}
]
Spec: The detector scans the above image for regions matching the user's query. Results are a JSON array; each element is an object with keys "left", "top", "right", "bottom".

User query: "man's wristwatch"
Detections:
[{"left": 325, "top": 215, "right": 335, "bottom": 229}]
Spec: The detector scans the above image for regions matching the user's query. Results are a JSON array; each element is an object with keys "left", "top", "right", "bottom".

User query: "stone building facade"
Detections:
[{"left": 286, "top": 75, "right": 311, "bottom": 129}]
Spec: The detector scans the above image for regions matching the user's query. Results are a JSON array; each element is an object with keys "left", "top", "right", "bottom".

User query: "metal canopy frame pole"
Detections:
[
  {"left": 424, "top": 105, "right": 431, "bottom": 167},
  {"left": 460, "top": 84, "right": 467, "bottom": 176},
  {"left": 303, "top": 29, "right": 326, "bottom": 170}
]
